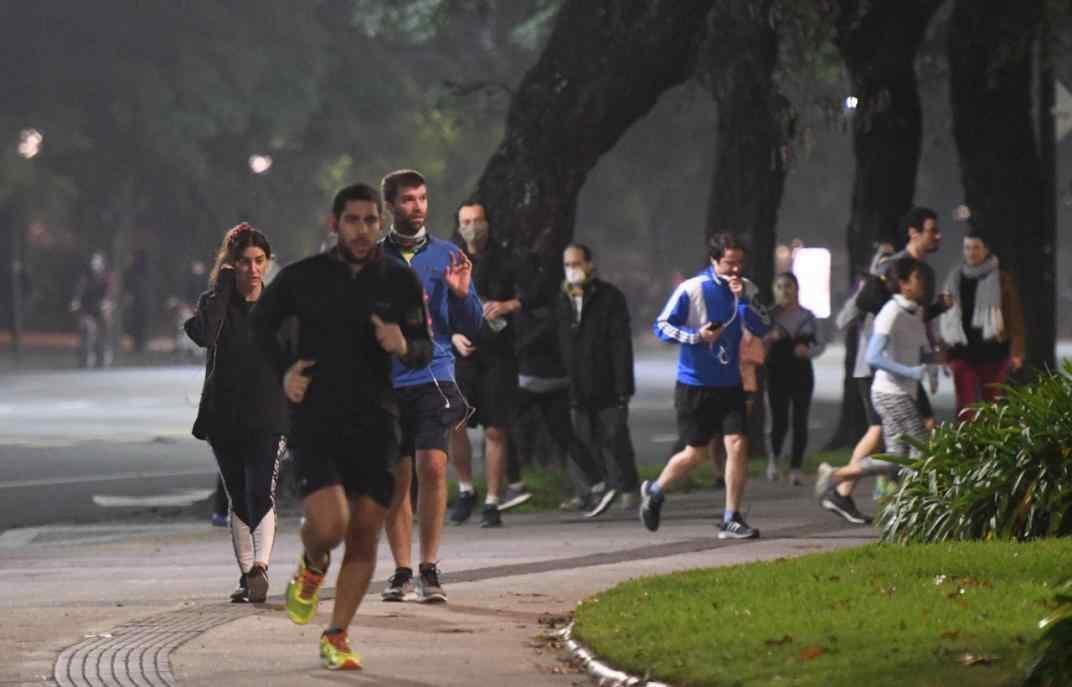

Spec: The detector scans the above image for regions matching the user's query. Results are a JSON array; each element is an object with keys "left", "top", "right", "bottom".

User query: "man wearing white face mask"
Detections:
[
  {"left": 556, "top": 244, "right": 640, "bottom": 518},
  {"left": 448, "top": 201, "right": 531, "bottom": 528}
]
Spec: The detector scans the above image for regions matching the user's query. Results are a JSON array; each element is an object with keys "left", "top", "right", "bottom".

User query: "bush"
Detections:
[
  {"left": 880, "top": 360, "right": 1072, "bottom": 543},
  {"left": 1024, "top": 577, "right": 1072, "bottom": 687}
]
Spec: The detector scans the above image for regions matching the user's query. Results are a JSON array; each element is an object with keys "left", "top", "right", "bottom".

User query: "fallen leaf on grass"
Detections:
[
  {"left": 958, "top": 654, "right": 998, "bottom": 667},
  {"left": 799, "top": 645, "right": 825, "bottom": 661},
  {"left": 940, "top": 630, "right": 960, "bottom": 640}
]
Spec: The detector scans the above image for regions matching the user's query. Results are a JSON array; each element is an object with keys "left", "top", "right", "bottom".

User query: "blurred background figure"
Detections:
[
  {"left": 764, "top": 273, "right": 825, "bottom": 485},
  {"left": 939, "top": 229, "right": 1026, "bottom": 419},
  {"left": 557, "top": 244, "right": 640, "bottom": 518},
  {"left": 69, "top": 251, "right": 116, "bottom": 368},
  {"left": 123, "top": 249, "right": 153, "bottom": 354}
]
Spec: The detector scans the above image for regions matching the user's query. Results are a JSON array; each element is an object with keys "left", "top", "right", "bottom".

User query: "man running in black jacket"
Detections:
[{"left": 251, "top": 183, "right": 432, "bottom": 671}]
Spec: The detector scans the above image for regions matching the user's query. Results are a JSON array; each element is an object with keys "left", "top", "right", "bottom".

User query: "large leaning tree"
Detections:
[
  {"left": 703, "top": 0, "right": 791, "bottom": 305},
  {"left": 949, "top": 0, "right": 1053, "bottom": 373},
  {"left": 471, "top": 0, "right": 717, "bottom": 264},
  {"left": 825, "top": 0, "right": 943, "bottom": 449}
]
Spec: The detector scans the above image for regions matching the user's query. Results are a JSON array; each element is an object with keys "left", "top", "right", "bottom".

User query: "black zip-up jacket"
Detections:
[
  {"left": 184, "top": 269, "right": 288, "bottom": 441},
  {"left": 249, "top": 247, "right": 432, "bottom": 446},
  {"left": 458, "top": 243, "right": 518, "bottom": 358},
  {"left": 555, "top": 277, "right": 635, "bottom": 408}
]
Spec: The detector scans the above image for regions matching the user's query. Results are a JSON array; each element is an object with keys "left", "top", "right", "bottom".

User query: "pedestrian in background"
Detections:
[
  {"left": 556, "top": 244, "right": 640, "bottom": 518},
  {"left": 939, "top": 229, "right": 1025, "bottom": 419},
  {"left": 70, "top": 251, "right": 116, "bottom": 368},
  {"left": 185, "top": 223, "right": 288, "bottom": 603},
  {"left": 764, "top": 272, "right": 825, "bottom": 486}
]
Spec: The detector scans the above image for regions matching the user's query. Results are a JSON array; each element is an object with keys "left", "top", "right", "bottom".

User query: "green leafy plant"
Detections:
[
  {"left": 1024, "top": 577, "right": 1072, "bottom": 687},
  {"left": 879, "top": 360, "right": 1072, "bottom": 543}
]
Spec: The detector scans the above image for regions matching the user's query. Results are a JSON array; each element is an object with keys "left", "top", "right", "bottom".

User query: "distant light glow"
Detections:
[
  {"left": 844, "top": 96, "right": 859, "bottom": 111},
  {"left": 792, "top": 247, "right": 832, "bottom": 319},
  {"left": 248, "top": 154, "right": 273, "bottom": 175},
  {"left": 953, "top": 204, "right": 972, "bottom": 222},
  {"left": 17, "top": 128, "right": 43, "bottom": 159}
]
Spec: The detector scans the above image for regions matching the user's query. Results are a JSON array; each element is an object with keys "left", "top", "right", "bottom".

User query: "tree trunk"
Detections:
[
  {"left": 472, "top": 0, "right": 717, "bottom": 261},
  {"left": 950, "top": 0, "right": 1052, "bottom": 373},
  {"left": 825, "top": 0, "right": 942, "bottom": 449},
  {"left": 703, "top": 0, "right": 788, "bottom": 306},
  {"left": 702, "top": 0, "right": 789, "bottom": 455}
]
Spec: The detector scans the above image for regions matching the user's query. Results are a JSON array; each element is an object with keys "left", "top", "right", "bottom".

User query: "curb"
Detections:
[{"left": 559, "top": 622, "right": 670, "bottom": 687}]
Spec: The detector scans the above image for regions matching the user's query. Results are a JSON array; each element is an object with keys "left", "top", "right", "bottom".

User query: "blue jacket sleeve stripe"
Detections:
[{"left": 654, "top": 281, "right": 701, "bottom": 344}]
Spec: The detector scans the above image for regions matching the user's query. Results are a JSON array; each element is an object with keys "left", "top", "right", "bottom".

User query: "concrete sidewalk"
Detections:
[{"left": 0, "top": 481, "right": 878, "bottom": 687}]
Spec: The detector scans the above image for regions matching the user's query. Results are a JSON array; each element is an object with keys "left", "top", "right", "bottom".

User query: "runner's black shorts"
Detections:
[
  {"left": 675, "top": 382, "right": 746, "bottom": 447},
  {"left": 856, "top": 376, "right": 882, "bottom": 426},
  {"left": 397, "top": 381, "right": 468, "bottom": 458},
  {"left": 455, "top": 353, "right": 518, "bottom": 429},
  {"left": 288, "top": 417, "right": 397, "bottom": 508}
]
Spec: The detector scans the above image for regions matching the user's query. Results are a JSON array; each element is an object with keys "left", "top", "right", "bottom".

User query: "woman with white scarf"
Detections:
[{"left": 938, "top": 231, "right": 1025, "bottom": 418}]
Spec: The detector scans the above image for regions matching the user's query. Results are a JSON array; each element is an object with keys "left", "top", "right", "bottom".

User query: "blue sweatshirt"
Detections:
[
  {"left": 653, "top": 266, "right": 770, "bottom": 387},
  {"left": 383, "top": 234, "right": 483, "bottom": 388}
]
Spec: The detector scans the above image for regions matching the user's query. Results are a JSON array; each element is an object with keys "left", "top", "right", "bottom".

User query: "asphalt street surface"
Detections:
[{"left": 0, "top": 342, "right": 961, "bottom": 531}]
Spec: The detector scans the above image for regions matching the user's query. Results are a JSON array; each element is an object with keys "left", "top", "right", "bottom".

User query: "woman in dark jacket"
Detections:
[{"left": 185, "top": 224, "right": 288, "bottom": 603}]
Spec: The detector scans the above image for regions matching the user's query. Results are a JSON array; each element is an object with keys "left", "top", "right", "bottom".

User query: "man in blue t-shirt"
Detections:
[{"left": 641, "top": 233, "right": 770, "bottom": 539}]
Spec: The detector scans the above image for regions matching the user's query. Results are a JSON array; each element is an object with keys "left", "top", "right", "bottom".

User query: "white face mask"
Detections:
[
  {"left": 459, "top": 220, "right": 488, "bottom": 243},
  {"left": 565, "top": 266, "right": 587, "bottom": 286}
]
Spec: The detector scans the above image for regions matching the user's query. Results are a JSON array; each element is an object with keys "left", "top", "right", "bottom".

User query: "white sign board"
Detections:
[{"left": 792, "top": 247, "right": 831, "bottom": 319}]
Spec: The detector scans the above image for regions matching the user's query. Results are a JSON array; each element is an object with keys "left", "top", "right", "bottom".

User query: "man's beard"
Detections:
[{"left": 340, "top": 241, "right": 374, "bottom": 265}]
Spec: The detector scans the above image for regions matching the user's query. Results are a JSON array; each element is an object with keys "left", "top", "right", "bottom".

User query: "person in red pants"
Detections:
[{"left": 938, "top": 229, "right": 1026, "bottom": 419}]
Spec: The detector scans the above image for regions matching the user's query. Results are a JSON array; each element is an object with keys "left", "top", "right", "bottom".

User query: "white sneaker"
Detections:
[
  {"left": 765, "top": 460, "right": 779, "bottom": 482},
  {"left": 814, "top": 462, "right": 834, "bottom": 498}
]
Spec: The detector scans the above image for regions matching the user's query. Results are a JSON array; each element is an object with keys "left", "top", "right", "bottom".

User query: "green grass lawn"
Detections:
[{"left": 572, "top": 539, "right": 1072, "bottom": 687}]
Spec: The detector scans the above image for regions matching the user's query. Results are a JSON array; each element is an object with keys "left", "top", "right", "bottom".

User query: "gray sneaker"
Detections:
[
  {"left": 416, "top": 564, "right": 447, "bottom": 603},
  {"left": 381, "top": 568, "right": 414, "bottom": 602},
  {"left": 718, "top": 514, "right": 760, "bottom": 540},
  {"left": 499, "top": 485, "right": 532, "bottom": 511},
  {"left": 639, "top": 481, "right": 663, "bottom": 532}
]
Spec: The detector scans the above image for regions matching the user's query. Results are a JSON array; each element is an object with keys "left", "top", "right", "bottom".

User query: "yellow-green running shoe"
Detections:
[
  {"left": 285, "top": 553, "right": 328, "bottom": 625},
  {"left": 320, "top": 630, "right": 362, "bottom": 670}
]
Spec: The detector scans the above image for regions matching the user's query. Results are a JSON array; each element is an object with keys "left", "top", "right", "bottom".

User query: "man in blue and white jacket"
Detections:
[
  {"left": 379, "top": 169, "right": 483, "bottom": 604},
  {"left": 640, "top": 233, "right": 770, "bottom": 539}
]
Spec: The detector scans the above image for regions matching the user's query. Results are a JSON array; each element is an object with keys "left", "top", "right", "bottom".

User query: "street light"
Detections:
[
  {"left": 844, "top": 96, "right": 859, "bottom": 111},
  {"left": 17, "top": 129, "right": 43, "bottom": 159},
  {"left": 248, "top": 154, "right": 272, "bottom": 175}
]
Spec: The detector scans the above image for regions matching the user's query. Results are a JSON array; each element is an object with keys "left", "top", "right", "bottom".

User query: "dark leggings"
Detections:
[
  {"left": 767, "top": 376, "right": 813, "bottom": 469},
  {"left": 210, "top": 434, "right": 282, "bottom": 529}
]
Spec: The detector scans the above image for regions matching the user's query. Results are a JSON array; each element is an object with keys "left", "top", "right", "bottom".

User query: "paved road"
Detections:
[
  {"left": 0, "top": 483, "right": 878, "bottom": 687},
  {"left": 0, "top": 342, "right": 966, "bottom": 530}
]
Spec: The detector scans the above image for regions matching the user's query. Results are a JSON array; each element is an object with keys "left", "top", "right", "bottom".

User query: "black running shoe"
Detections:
[
  {"left": 417, "top": 563, "right": 447, "bottom": 603},
  {"left": 819, "top": 488, "right": 873, "bottom": 525},
  {"left": 246, "top": 564, "right": 270, "bottom": 603},
  {"left": 230, "top": 574, "right": 248, "bottom": 603},
  {"left": 584, "top": 488, "right": 619, "bottom": 519},
  {"left": 718, "top": 513, "right": 760, "bottom": 540},
  {"left": 639, "top": 481, "right": 663, "bottom": 532},
  {"left": 381, "top": 567, "right": 414, "bottom": 602},
  {"left": 480, "top": 504, "right": 503, "bottom": 528},
  {"left": 449, "top": 490, "right": 477, "bottom": 525}
]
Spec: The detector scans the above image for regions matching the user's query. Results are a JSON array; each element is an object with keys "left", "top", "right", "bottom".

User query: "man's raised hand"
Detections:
[{"left": 444, "top": 250, "right": 472, "bottom": 298}]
